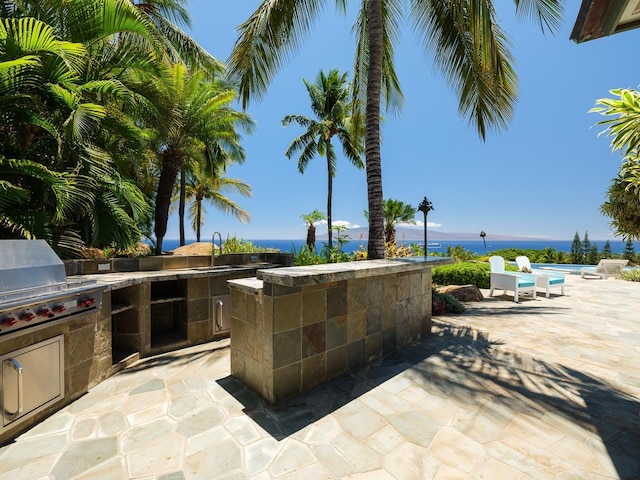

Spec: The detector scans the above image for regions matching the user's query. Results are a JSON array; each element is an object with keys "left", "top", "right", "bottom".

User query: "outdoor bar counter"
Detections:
[{"left": 227, "top": 257, "right": 453, "bottom": 404}]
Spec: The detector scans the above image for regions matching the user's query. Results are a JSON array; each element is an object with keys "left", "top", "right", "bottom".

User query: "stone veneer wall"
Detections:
[{"left": 229, "top": 268, "right": 433, "bottom": 404}]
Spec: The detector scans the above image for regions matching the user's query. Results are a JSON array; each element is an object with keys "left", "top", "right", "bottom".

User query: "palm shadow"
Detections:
[{"left": 218, "top": 321, "right": 639, "bottom": 478}]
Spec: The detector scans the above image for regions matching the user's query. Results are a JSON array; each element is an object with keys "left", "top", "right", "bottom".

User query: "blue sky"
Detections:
[{"left": 164, "top": 2, "right": 639, "bottom": 242}]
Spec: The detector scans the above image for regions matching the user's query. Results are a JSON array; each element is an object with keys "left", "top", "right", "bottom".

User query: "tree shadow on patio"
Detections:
[{"left": 218, "top": 322, "right": 639, "bottom": 478}]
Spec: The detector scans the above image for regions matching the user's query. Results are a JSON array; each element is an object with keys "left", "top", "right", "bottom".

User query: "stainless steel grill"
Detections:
[{"left": 0, "top": 240, "right": 103, "bottom": 336}]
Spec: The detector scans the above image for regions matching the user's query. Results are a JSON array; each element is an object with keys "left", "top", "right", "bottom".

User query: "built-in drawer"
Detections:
[{"left": 1, "top": 335, "right": 64, "bottom": 433}]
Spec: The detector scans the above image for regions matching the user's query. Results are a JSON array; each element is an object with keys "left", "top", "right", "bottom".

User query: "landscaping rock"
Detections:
[
  {"left": 169, "top": 242, "right": 215, "bottom": 256},
  {"left": 436, "top": 284, "right": 484, "bottom": 302}
]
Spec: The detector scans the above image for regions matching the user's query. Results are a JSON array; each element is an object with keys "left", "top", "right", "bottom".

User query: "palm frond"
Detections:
[
  {"left": 208, "top": 191, "right": 251, "bottom": 223},
  {"left": 591, "top": 89, "right": 640, "bottom": 159},
  {"left": 282, "top": 114, "right": 314, "bottom": 128},
  {"left": 411, "top": 0, "right": 516, "bottom": 139},
  {"left": 352, "top": 0, "right": 404, "bottom": 115},
  {"left": 227, "top": 0, "right": 329, "bottom": 108},
  {"left": 513, "top": 0, "right": 563, "bottom": 33}
]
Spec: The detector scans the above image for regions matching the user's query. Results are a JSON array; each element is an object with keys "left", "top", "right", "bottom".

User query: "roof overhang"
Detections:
[{"left": 571, "top": 0, "right": 640, "bottom": 43}]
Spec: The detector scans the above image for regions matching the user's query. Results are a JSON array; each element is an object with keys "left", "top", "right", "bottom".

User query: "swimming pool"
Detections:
[
  {"left": 508, "top": 262, "right": 589, "bottom": 274},
  {"left": 508, "top": 262, "right": 636, "bottom": 275}
]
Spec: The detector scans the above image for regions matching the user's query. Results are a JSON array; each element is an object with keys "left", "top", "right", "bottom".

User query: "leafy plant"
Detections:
[
  {"left": 432, "top": 289, "right": 466, "bottom": 315},
  {"left": 619, "top": 268, "right": 640, "bottom": 282},
  {"left": 351, "top": 241, "right": 417, "bottom": 260},
  {"left": 222, "top": 235, "right": 273, "bottom": 254},
  {"left": 445, "top": 245, "right": 477, "bottom": 262},
  {"left": 489, "top": 248, "right": 540, "bottom": 262},
  {"left": 293, "top": 245, "right": 328, "bottom": 266}
]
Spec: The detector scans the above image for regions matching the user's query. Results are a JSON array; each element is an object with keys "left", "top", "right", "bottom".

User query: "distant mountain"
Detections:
[{"left": 317, "top": 226, "right": 539, "bottom": 242}]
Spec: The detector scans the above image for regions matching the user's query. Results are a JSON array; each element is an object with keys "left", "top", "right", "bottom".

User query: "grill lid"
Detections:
[{"left": 0, "top": 240, "right": 68, "bottom": 301}]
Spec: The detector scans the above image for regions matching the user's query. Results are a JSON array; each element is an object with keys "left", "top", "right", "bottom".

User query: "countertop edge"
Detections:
[{"left": 256, "top": 257, "right": 454, "bottom": 287}]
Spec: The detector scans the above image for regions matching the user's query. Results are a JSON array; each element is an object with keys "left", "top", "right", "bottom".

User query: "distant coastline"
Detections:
[
  {"left": 161, "top": 237, "right": 637, "bottom": 255},
  {"left": 315, "top": 226, "right": 547, "bottom": 242}
]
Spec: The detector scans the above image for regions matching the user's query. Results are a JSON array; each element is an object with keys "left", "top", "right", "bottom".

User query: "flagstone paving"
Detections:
[{"left": 0, "top": 274, "right": 638, "bottom": 479}]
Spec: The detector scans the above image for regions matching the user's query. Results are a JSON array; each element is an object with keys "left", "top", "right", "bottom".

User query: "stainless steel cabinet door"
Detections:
[
  {"left": 213, "top": 295, "right": 231, "bottom": 334},
  {"left": 2, "top": 335, "right": 64, "bottom": 430}
]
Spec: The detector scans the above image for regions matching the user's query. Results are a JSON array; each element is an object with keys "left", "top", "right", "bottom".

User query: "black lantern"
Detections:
[{"left": 417, "top": 197, "right": 434, "bottom": 259}]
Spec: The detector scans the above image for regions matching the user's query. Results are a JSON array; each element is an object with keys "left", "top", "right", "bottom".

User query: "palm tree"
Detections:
[
  {"left": 0, "top": 14, "right": 151, "bottom": 253},
  {"left": 228, "top": 1, "right": 563, "bottom": 259},
  {"left": 382, "top": 199, "right": 416, "bottom": 245},
  {"left": 147, "top": 63, "right": 254, "bottom": 254},
  {"left": 301, "top": 209, "right": 326, "bottom": 251},
  {"left": 366, "top": 199, "right": 416, "bottom": 245},
  {"left": 182, "top": 161, "right": 251, "bottom": 242},
  {"left": 283, "top": 69, "right": 364, "bottom": 249},
  {"left": 1, "top": 0, "right": 230, "bottom": 254}
]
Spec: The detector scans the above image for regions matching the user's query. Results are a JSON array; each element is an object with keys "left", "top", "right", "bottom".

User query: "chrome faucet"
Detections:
[{"left": 211, "top": 231, "right": 222, "bottom": 266}]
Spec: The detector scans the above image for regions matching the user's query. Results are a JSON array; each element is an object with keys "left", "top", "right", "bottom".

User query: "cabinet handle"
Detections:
[
  {"left": 215, "top": 299, "right": 223, "bottom": 330},
  {"left": 4, "top": 358, "right": 24, "bottom": 419}
]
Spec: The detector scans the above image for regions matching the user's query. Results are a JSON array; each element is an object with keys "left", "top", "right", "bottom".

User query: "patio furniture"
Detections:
[
  {"left": 489, "top": 256, "right": 536, "bottom": 303},
  {"left": 515, "top": 256, "right": 566, "bottom": 298},
  {"left": 580, "top": 259, "right": 629, "bottom": 279}
]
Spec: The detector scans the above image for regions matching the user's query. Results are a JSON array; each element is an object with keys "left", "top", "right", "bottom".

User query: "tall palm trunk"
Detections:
[
  {"left": 385, "top": 225, "right": 395, "bottom": 245},
  {"left": 154, "top": 147, "right": 184, "bottom": 254},
  {"left": 179, "top": 166, "right": 186, "bottom": 246},
  {"left": 196, "top": 198, "right": 202, "bottom": 242},
  {"left": 326, "top": 142, "right": 333, "bottom": 250},
  {"left": 306, "top": 224, "right": 316, "bottom": 250},
  {"left": 365, "top": 0, "right": 385, "bottom": 260}
]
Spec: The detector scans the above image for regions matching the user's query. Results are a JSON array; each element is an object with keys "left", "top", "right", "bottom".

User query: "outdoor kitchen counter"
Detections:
[
  {"left": 64, "top": 262, "right": 289, "bottom": 378},
  {"left": 228, "top": 257, "right": 454, "bottom": 404},
  {"left": 68, "top": 263, "right": 283, "bottom": 290}
]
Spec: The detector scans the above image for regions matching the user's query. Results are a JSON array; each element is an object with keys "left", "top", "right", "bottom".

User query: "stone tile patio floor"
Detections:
[{"left": 1, "top": 274, "right": 639, "bottom": 480}]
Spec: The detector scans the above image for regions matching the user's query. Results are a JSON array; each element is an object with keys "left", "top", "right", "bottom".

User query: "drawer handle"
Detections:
[
  {"left": 4, "top": 358, "right": 24, "bottom": 419},
  {"left": 215, "top": 299, "right": 223, "bottom": 330}
]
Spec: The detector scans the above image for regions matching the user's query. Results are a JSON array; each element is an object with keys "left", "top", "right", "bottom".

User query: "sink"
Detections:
[{"left": 192, "top": 265, "right": 242, "bottom": 272}]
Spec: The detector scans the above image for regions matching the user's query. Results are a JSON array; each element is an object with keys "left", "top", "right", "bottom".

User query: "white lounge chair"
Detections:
[
  {"left": 580, "top": 259, "right": 629, "bottom": 279},
  {"left": 489, "top": 256, "right": 536, "bottom": 303},
  {"left": 515, "top": 256, "right": 565, "bottom": 298}
]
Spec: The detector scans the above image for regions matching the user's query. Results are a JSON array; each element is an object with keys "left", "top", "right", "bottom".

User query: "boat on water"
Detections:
[{"left": 412, "top": 242, "right": 441, "bottom": 249}]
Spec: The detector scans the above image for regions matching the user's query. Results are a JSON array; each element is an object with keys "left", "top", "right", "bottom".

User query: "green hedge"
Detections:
[
  {"left": 432, "top": 261, "right": 518, "bottom": 289},
  {"left": 432, "top": 262, "right": 491, "bottom": 288}
]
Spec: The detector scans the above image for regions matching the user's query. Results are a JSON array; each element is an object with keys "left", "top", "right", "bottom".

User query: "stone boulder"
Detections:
[
  {"left": 169, "top": 242, "right": 215, "bottom": 256},
  {"left": 436, "top": 284, "right": 484, "bottom": 302}
]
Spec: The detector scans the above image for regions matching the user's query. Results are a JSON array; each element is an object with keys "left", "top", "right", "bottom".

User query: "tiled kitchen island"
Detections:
[{"left": 228, "top": 257, "right": 453, "bottom": 403}]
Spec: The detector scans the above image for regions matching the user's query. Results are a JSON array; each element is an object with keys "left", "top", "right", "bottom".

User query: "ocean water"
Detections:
[{"left": 160, "top": 238, "right": 637, "bottom": 255}]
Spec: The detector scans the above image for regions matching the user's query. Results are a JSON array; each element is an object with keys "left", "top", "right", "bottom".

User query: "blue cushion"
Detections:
[
  {"left": 548, "top": 277, "right": 564, "bottom": 285},
  {"left": 517, "top": 280, "right": 535, "bottom": 287}
]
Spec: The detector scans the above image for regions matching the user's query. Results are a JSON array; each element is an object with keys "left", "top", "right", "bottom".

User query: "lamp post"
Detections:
[
  {"left": 417, "top": 197, "right": 434, "bottom": 259},
  {"left": 480, "top": 230, "right": 487, "bottom": 255}
]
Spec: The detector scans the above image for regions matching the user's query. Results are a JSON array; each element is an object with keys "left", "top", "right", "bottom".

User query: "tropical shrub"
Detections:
[
  {"left": 351, "top": 241, "right": 417, "bottom": 261},
  {"left": 79, "top": 242, "right": 152, "bottom": 259},
  {"left": 619, "top": 269, "right": 640, "bottom": 282},
  {"left": 445, "top": 245, "right": 477, "bottom": 262},
  {"left": 293, "top": 245, "right": 329, "bottom": 266},
  {"left": 432, "top": 289, "right": 466, "bottom": 315},
  {"left": 222, "top": 236, "right": 274, "bottom": 254},
  {"left": 490, "top": 248, "right": 540, "bottom": 262}
]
